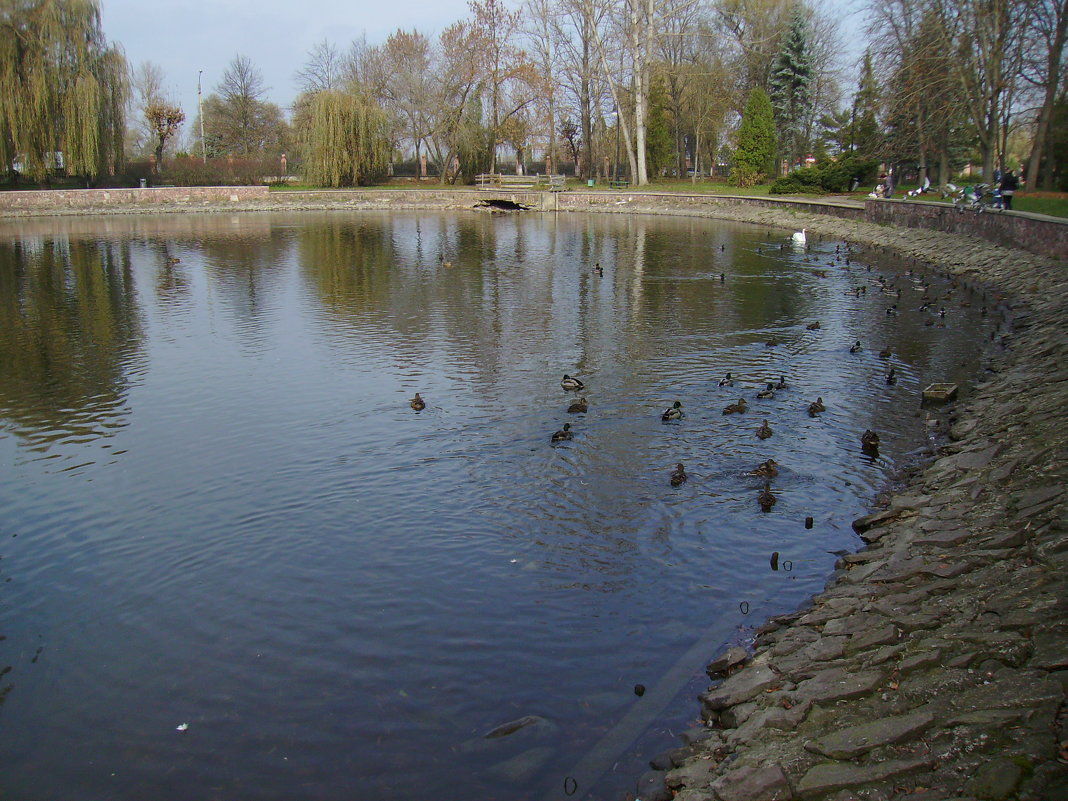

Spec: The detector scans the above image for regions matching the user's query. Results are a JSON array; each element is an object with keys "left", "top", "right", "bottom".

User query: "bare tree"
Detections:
[
  {"left": 294, "top": 39, "right": 344, "bottom": 94},
  {"left": 1024, "top": 0, "right": 1068, "bottom": 187}
]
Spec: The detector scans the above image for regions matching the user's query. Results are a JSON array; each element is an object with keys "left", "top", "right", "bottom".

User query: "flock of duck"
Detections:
[{"left": 406, "top": 229, "right": 975, "bottom": 514}]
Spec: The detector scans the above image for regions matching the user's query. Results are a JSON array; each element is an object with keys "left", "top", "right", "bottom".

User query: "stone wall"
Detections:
[
  {"left": 866, "top": 197, "right": 1068, "bottom": 259},
  {"left": 0, "top": 185, "right": 268, "bottom": 210}
]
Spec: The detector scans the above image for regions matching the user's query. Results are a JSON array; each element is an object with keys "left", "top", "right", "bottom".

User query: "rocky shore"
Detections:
[
  {"left": 602, "top": 203, "right": 1067, "bottom": 800},
  {"left": 4, "top": 190, "right": 1065, "bottom": 800}
]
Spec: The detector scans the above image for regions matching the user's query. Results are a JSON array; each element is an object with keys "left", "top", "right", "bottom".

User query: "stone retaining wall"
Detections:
[
  {"left": 0, "top": 185, "right": 268, "bottom": 210},
  {"left": 866, "top": 197, "right": 1068, "bottom": 259}
]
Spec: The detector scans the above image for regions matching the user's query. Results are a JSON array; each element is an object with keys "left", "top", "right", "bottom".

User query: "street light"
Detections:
[
  {"left": 613, "top": 107, "right": 620, "bottom": 182},
  {"left": 198, "top": 70, "right": 206, "bottom": 164}
]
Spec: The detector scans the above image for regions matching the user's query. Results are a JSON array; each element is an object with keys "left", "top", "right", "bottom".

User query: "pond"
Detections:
[{"left": 0, "top": 210, "right": 992, "bottom": 801}]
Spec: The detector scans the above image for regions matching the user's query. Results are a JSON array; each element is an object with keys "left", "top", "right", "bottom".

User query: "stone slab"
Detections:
[
  {"left": 808, "top": 709, "right": 936, "bottom": 759},
  {"left": 797, "top": 758, "right": 930, "bottom": 798}
]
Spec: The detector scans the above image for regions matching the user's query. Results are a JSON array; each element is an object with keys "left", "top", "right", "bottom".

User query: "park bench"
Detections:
[
  {"left": 608, "top": 178, "right": 630, "bottom": 189},
  {"left": 476, "top": 173, "right": 565, "bottom": 192}
]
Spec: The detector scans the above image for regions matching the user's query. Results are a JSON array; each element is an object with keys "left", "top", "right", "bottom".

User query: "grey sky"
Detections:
[{"left": 102, "top": 0, "right": 866, "bottom": 133}]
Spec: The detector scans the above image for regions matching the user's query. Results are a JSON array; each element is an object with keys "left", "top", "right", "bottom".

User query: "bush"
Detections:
[
  {"left": 161, "top": 155, "right": 277, "bottom": 186},
  {"left": 769, "top": 156, "right": 879, "bottom": 194}
]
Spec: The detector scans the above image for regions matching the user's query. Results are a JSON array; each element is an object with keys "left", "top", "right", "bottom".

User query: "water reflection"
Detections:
[
  {"left": 0, "top": 211, "right": 993, "bottom": 801},
  {"left": 0, "top": 236, "right": 141, "bottom": 451}
]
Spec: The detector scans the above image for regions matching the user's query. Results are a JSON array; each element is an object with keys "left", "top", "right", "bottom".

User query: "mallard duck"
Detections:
[
  {"left": 746, "top": 458, "right": 779, "bottom": 478},
  {"left": 670, "top": 463, "right": 687, "bottom": 487},
  {"left": 662, "top": 401, "right": 684, "bottom": 421},
  {"left": 593, "top": 262, "right": 604, "bottom": 276},
  {"left": 775, "top": 375, "right": 788, "bottom": 390},
  {"left": 758, "top": 482, "right": 777, "bottom": 511},
  {"left": 808, "top": 396, "right": 826, "bottom": 416},
  {"left": 410, "top": 393, "right": 426, "bottom": 411},
  {"left": 756, "top": 383, "right": 775, "bottom": 399},
  {"left": 723, "top": 398, "right": 748, "bottom": 415},
  {"left": 879, "top": 346, "right": 892, "bottom": 359},
  {"left": 718, "top": 372, "right": 734, "bottom": 387},
  {"left": 886, "top": 304, "right": 898, "bottom": 316},
  {"left": 755, "top": 419, "right": 773, "bottom": 439},
  {"left": 551, "top": 423, "right": 574, "bottom": 442},
  {"left": 567, "top": 397, "right": 588, "bottom": 413},
  {"left": 849, "top": 340, "right": 862, "bottom": 353},
  {"left": 861, "top": 429, "right": 880, "bottom": 451},
  {"left": 806, "top": 321, "right": 821, "bottom": 330},
  {"left": 885, "top": 367, "right": 897, "bottom": 385},
  {"left": 561, "top": 374, "right": 585, "bottom": 391}
]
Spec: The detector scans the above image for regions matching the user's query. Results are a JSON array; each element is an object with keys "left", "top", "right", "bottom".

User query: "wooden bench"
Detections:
[{"left": 608, "top": 178, "right": 630, "bottom": 189}]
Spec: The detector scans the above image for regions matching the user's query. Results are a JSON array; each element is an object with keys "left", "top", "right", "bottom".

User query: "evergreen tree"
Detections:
[
  {"left": 768, "top": 6, "right": 813, "bottom": 170},
  {"left": 731, "top": 87, "right": 777, "bottom": 186},
  {"left": 851, "top": 50, "right": 881, "bottom": 159},
  {"left": 645, "top": 77, "right": 674, "bottom": 178}
]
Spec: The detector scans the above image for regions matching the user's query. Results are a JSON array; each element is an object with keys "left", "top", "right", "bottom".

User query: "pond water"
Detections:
[{"left": 0, "top": 210, "right": 992, "bottom": 801}]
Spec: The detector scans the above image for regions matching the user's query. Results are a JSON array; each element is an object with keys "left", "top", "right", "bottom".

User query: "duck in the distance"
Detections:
[{"left": 561, "top": 374, "right": 585, "bottom": 391}]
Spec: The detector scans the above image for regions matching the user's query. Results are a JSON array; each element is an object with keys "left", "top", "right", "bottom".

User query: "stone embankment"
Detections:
[
  {"left": 3, "top": 189, "right": 1065, "bottom": 800},
  {"left": 606, "top": 203, "right": 1067, "bottom": 801}
]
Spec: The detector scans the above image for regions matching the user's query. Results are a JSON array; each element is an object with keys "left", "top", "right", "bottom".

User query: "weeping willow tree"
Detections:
[
  {"left": 299, "top": 90, "right": 390, "bottom": 187},
  {"left": 0, "top": 0, "right": 128, "bottom": 183}
]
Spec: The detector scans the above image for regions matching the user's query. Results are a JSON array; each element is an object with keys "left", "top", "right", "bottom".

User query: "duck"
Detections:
[
  {"left": 775, "top": 375, "right": 788, "bottom": 390},
  {"left": 806, "top": 321, "right": 821, "bottom": 330},
  {"left": 879, "top": 346, "right": 892, "bottom": 359},
  {"left": 723, "top": 398, "right": 748, "bottom": 415},
  {"left": 791, "top": 228, "right": 807, "bottom": 245},
  {"left": 567, "top": 397, "right": 588, "bottom": 413},
  {"left": 670, "top": 463, "right": 688, "bottom": 487},
  {"left": 561, "top": 374, "right": 585, "bottom": 391},
  {"left": 765, "top": 338, "right": 779, "bottom": 347},
  {"left": 167, "top": 257, "right": 181, "bottom": 265},
  {"left": 551, "top": 423, "right": 574, "bottom": 442},
  {"left": 849, "top": 340, "right": 862, "bottom": 353},
  {"left": 410, "top": 393, "right": 426, "bottom": 411},
  {"left": 593, "top": 262, "right": 604, "bottom": 276},
  {"left": 718, "top": 372, "right": 734, "bottom": 387},
  {"left": 756, "top": 383, "right": 776, "bottom": 399},
  {"left": 808, "top": 396, "right": 826, "bottom": 416},
  {"left": 662, "top": 401, "right": 684, "bottom": 421},
  {"left": 886, "top": 304, "right": 898, "bottom": 316},
  {"left": 758, "top": 482, "right": 777, "bottom": 511},
  {"left": 755, "top": 419, "right": 773, "bottom": 439},
  {"left": 861, "top": 429, "right": 880, "bottom": 452},
  {"left": 885, "top": 367, "right": 897, "bottom": 385},
  {"left": 746, "top": 458, "right": 779, "bottom": 478}
]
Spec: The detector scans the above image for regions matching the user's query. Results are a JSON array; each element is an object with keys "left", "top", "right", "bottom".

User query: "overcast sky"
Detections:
[{"left": 100, "top": 0, "right": 866, "bottom": 126}]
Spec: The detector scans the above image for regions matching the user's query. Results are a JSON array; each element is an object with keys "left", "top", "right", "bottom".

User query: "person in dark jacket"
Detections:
[{"left": 999, "top": 170, "right": 1018, "bottom": 210}]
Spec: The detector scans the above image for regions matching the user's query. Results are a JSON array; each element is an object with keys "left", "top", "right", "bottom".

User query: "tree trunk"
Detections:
[{"left": 1027, "top": 0, "right": 1068, "bottom": 190}]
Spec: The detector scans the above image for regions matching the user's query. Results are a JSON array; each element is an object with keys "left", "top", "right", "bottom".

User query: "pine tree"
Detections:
[
  {"left": 731, "top": 88, "right": 777, "bottom": 186},
  {"left": 851, "top": 50, "right": 881, "bottom": 159},
  {"left": 768, "top": 6, "right": 813, "bottom": 170}
]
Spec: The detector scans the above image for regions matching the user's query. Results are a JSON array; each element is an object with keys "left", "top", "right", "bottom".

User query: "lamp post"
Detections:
[
  {"left": 198, "top": 70, "right": 206, "bottom": 164},
  {"left": 613, "top": 108, "right": 620, "bottom": 182}
]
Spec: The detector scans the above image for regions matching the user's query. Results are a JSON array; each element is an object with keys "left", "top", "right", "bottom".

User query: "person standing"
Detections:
[{"left": 999, "top": 170, "right": 1018, "bottom": 210}]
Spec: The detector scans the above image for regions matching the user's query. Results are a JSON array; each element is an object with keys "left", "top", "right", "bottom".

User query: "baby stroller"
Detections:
[{"left": 952, "top": 183, "right": 997, "bottom": 213}]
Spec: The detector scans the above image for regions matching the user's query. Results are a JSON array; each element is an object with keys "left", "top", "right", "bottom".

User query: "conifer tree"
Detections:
[
  {"left": 768, "top": 6, "right": 813, "bottom": 169},
  {"left": 851, "top": 50, "right": 881, "bottom": 159},
  {"left": 731, "top": 87, "right": 777, "bottom": 186}
]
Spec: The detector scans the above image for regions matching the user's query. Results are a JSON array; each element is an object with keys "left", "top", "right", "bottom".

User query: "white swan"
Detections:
[{"left": 791, "top": 228, "right": 807, "bottom": 245}]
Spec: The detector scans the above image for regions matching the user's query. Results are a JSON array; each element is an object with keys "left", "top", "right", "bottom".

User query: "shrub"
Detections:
[{"left": 769, "top": 156, "right": 879, "bottom": 194}]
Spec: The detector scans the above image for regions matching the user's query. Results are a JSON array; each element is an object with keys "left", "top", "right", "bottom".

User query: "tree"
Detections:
[
  {"left": 146, "top": 102, "right": 185, "bottom": 168},
  {"left": 294, "top": 39, "right": 345, "bottom": 94},
  {"left": 127, "top": 61, "right": 165, "bottom": 158},
  {"left": 0, "top": 0, "right": 127, "bottom": 182},
  {"left": 202, "top": 55, "right": 286, "bottom": 157},
  {"left": 851, "top": 50, "right": 881, "bottom": 159},
  {"left": 299, "top": 90, "right": 390, "bottom": 186},
  {"left": 768, "top": 6, "right": 813, "bottom": 169},
  {"left": 732, "top": 86, "right": 777, "bottom": 184},
  {"left": 1025, "top": 0, "right": 1068, "bottom": 189},
  {"left": 645, "top": 74, "right": 673, "bottom": 175}
]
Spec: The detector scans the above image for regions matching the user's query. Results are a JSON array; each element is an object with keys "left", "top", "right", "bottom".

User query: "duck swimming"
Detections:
[
  {"left": 410, "top": 393, "right": 426, "bottom": 411},
  {"left": 806, "top": 321, "right": 821, "bottom": 330},
  {"left": 662, "top": 401, "right": 684, "bottom": 421},
  {"left": 755, "top": 419, "right": 773, "bottom": 439},
  {"left": 885, "top": 367, "right": 897, "bottom": 385},
  {"left": 758, "top": 482, "right": 777, "bottom": 511},
  {"left": 746, "top": 458, "right": 779, "bottom": 478},
  {"left": 879, "top": 346, "right": 892, "bottom": 358},
  {"left": 670, "top": 463, "right": 688, "bottom": 487},
  {"left": 756, "top": 383, "right": 776, "bottom": 399},
  {"left": 723, "top": 398, "right": 748, "bottom": 415},
  {"left": 775, "top": 375, "right": 788, "bottom": 390},
  {"left": 849, "top": 340, "right": 862, "bottom": 353},
  {"left": 861, "top": 429, "right": 880, "bottom": 452},
  {"left": 567, "top": 397, "right": 588, "bottom": 413},
  {"left": 551, "top": 423, "right": 574, "bottom": 442},
  {"left": 561, "top": 374, "right": 585, "bottom": 391},
  {"left": 808, "top": 396, "right": 826, "bottom": 416},
  {"left": 718, "top": 372, "right": 734, "bottom": 387}
]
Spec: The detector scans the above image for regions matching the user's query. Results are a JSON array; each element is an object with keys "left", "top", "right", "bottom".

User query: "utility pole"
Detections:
[{"left": 198, "top": 70, "right": 206, "bottom": 164}]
